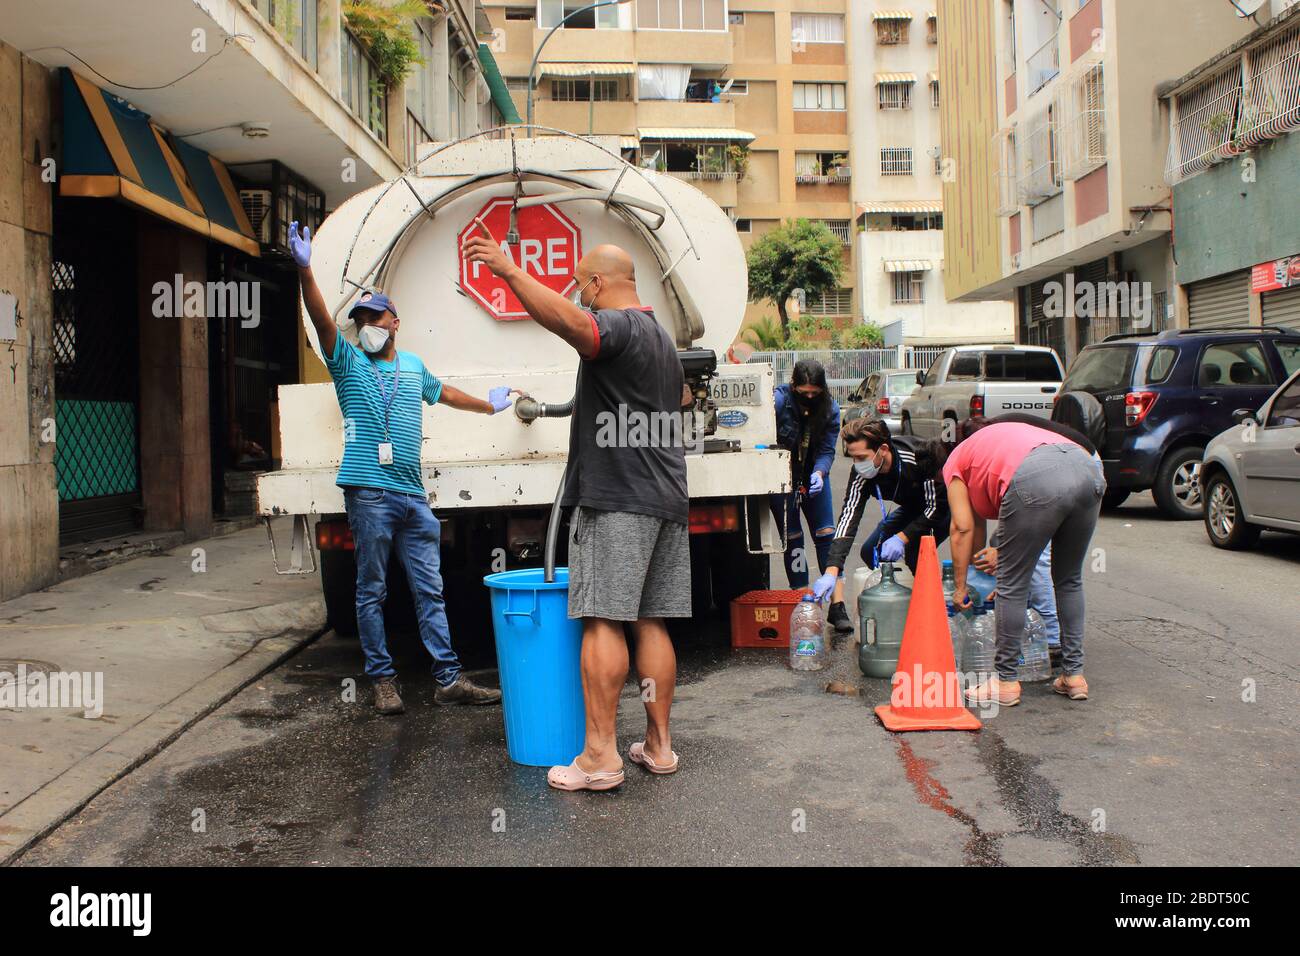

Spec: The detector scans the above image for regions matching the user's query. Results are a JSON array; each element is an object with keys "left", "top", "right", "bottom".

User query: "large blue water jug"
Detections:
[{"left": 483, "top": 568, "right": 585, "bottom": 767}]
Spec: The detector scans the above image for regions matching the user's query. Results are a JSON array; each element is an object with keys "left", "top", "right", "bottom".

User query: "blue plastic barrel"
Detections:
[{"left": 483, "top": 568, "right": 585, "bottom": 767}]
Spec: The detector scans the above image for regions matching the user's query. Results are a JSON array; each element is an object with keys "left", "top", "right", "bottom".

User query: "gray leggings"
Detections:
[{"left": 993, "top": 443, "right": 1105, "bottom": 680}]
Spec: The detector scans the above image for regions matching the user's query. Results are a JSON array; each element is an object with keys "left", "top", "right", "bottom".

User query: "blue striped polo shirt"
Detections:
[{"left": 324, "top": 335, "right": 442, "bottom": 496}]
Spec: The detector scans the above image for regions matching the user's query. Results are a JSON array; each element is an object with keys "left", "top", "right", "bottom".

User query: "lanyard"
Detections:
[
  {"left": 872, "top": 484, "right": 889, "bottom": 567},
  {"left": 369, "top": 353, "right": 401, "bottom": 441}
]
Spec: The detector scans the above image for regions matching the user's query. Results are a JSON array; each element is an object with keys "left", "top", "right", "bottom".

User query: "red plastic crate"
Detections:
[{"left": 729, "top": 589, "right": 811, "bottom": 649}]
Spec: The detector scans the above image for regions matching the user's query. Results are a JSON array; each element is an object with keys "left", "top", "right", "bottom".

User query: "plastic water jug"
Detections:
[
  {"left": 1017, "top": 608, "right": 1052, "bottom": 682},
  {"left": 967, "top": 568, "right": 998, "bottom": 607},
  {"left": 857, "top": 562, "right": 911, "bottom": 678},
  {"left": 947, "top": 603, "right": 967, "bottom": 671},
  {"left": 789, "top": 596, "right": 827, "bottom": 671},
  {"left": 848, "top": 565, "right": 881, "bottom": 624},
  {"left": 941, "top": 560, "right": 957, "bottom": 605},
  {"left": 960, "top": 604, "right": 996, "bottom": 680}
]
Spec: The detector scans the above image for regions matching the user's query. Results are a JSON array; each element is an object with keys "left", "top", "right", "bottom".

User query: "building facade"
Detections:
[
  {"left": 850, "top": 2, "right": 1012, "bottom": 344},
  {"left": 482, "top": 0, "right": 859, "bottom": 337},
  {"left": 937, "top": 0, "right": 1266, "bottom": 367},
  {"left": 0, "top": 0, "right": 513, "bottom": 600}
]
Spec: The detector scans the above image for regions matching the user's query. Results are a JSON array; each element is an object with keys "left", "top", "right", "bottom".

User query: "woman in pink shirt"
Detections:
[{"left": 942, "top": 421, "right": 1105, "bottom": 706}]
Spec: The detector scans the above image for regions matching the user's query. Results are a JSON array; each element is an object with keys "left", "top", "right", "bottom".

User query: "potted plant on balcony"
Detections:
[
  {"left": 829, "top": 154, "right": 850, "bottom": 182},
  {"left": 727, "top": 143, "right": 750, "bottom": 181},
  {"left": 343, "top": 0, "right": 427, "bottom": 86}
]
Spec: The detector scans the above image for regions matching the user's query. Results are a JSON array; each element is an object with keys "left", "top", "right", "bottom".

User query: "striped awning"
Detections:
[
  {"left": 873, "top": 9, "right": 914, "bottom": 19},
  {"left": 876, "top": 72, "right": 917, "bottom": 84},
  {"left": 884, "top": 259, "right": 934, "bottom": 272},
  {"left": 58, "top": 69, "right": 258, "bottom": 255},
  {"left": 638, "top": 127, "right": 756, "bottom": 142},
  {"left": 857, "top": 200, "right": 944, "bottom": 216},
  {"left": 620, "top": 135, "right": 640, "bottom": 150},
  {"left": 539, "top": 62, "right": 635, "bottom": 77}
]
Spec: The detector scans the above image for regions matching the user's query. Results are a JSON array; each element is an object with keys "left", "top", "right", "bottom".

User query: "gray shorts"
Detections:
[{"left": 567, "top": 506, "right": 691, "bottom": 621}]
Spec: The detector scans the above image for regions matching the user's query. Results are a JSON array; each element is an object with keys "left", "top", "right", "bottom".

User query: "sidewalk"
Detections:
[{"left": 0, "top": 520, "right": 326, "bottom": 864}]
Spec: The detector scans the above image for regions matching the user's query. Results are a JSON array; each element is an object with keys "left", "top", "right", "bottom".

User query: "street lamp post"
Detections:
[{"left": 526, "top": 0, "right": 633, "bottom": 128}]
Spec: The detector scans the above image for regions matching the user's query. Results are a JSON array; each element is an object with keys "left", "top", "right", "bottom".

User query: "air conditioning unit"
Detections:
[{"left": 240, "top": 189, "right": 273, "bottom": 244}]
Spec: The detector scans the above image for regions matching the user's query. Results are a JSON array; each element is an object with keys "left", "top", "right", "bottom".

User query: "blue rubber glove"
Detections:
[
  {"left": 807, "top": 470, "right": 824, "bottom": 496},
  {"left": 880, "top": 534, "right": 906, "bottom": 563},
  {"left": 812, "top": 572, "right": 837, "bottom": 603},
  {"left": 488, "top": 386, "right": 513, "bottom": 414},
  {"left": 288, "top": 220, "right": 311, "bottom": 268}
]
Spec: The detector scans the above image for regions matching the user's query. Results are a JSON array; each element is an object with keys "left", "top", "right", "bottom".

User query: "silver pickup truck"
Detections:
[{"left": 899, "top": 345, "right": 1065, "bottom": 441}]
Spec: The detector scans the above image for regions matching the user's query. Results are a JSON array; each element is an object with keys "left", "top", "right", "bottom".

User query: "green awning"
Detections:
[{"left": 477, "top": 44, "right": 522, "bottom": 125}]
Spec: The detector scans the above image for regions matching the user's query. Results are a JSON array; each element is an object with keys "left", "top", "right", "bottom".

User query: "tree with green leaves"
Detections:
[{"left": 745, "top": 218, "right": 844, "bottom": 337}]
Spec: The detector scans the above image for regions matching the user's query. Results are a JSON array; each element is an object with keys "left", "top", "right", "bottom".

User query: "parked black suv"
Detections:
[{"left": 1060, "top": 327, "right": 1300, "bottom": 518}]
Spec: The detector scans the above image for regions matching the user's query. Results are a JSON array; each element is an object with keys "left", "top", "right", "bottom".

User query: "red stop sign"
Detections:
[{"left": 458, "top": 198, "right": 582, "bottom": 321}]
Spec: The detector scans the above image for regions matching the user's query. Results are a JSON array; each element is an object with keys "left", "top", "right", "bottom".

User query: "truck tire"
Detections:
[
  {"left": 1101, "top": 489, "right": 1130, "bottom": 510},
  {"left": 1203, "top": 472, "right": 1261, "bottom": 550},
  {"left": 1152, "top": 445, "right": 1205, "bottom": 520},
  {"left": 320, "top": 549, "right": 359, "bottom": 637}
]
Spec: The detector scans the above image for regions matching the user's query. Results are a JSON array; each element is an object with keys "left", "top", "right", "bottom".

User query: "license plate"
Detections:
[{"left": 710, "top": 373, "right": 763, "bottom": 407}]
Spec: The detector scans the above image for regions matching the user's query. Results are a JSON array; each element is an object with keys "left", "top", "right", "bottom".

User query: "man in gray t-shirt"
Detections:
[{"left": 464, "top": 233, "right": 688, "bottom": 794}]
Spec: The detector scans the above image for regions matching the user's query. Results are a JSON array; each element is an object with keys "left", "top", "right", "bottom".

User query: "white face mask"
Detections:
[
  {"left": 854, "top": 452, "right": 883, "bottom": 479},
  {"left": 570, "top": 276, "right": 596, "bottom": 309},
  {"left": 358, "top": 324, "right": 390, "bottom": 354}
]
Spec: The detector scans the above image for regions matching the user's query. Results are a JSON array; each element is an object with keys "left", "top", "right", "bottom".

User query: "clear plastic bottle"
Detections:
[
  {"left": 789, "top": 596, "right": 827, "bottom": 671},
  {"left": 947, "top": 603, "right": 967, "bottom": 670},
  {"left": 960, "top": 604, "right": 996, "bottom": 681},
  {"left": 1017, "top": 608, "right": 1052, "bottom": 682},
  {"left": 941, "top": 560, "right": 957, "bottom": 606}
]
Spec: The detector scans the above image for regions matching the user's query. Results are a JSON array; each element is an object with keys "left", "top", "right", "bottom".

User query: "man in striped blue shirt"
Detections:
[{"left": 291, "top": 222, "right": 511, "bottom": 715}]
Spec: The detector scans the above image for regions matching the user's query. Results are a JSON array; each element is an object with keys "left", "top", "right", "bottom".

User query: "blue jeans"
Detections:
[
  {"left": 859, "top": 508, "right": 950, "bottom": 576},
  {"left": 1029, "top": 543, "right": 1061, "bottom": 647},
  {"left": 770, "top": 488, "right": 836, "bottom": 588},
  {"left": 344, "top": 487, "right": 462, "bottom": 686}
]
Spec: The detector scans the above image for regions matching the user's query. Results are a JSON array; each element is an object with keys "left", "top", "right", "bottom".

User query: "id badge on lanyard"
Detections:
[{"left": 370, "top": 355, "right": 400, "bottom": 466}]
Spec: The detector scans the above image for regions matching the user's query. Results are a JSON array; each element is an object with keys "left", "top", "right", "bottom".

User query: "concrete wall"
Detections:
[
  {"left": 1173, "top": 131, "right": 1300, "bottom": 286},
  {"left": 0, "top": 42, "right": 57, "bottom": 601}
]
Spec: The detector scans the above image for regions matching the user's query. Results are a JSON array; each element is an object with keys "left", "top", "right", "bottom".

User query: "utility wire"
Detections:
[{"left": 22, "top": 34, "right": 252, "bottom": 92}]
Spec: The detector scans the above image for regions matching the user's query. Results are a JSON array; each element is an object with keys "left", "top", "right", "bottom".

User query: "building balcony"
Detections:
[
  {"left": 534, "top": 99, "right": 638, "bottom": 135},
  {"left": 665, "top": 171, "right": 738, "bottom": 207},
  {"left": 635, "top": 29, "right": 732, "bottom": 69},
  {"left": 636, "top": 99, "right": 736, "bottom": 128}
]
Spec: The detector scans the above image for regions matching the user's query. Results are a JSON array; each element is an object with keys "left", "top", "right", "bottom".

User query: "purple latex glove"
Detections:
[
  {"left": 880, "top": 534, "right": 906, "bottom": 563},
  {"left": 808, "top": 470, "right": 824, "bottom": 496},
  {"left": 812, "top": 572, "right": 837, "bottom": 603},
  {"left": 488, "top": 386, "right": 513, "bottom": 414},
  {"left": 288, "top": 221, "right": 311, "bottom": 268}
]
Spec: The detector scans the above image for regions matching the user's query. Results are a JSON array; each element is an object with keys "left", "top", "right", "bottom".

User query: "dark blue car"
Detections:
[{"left": 1059, "top": 328, "right": 1300, "bottom": 518}]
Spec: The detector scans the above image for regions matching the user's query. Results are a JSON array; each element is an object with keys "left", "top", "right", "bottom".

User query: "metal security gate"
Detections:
[
  {"left": 1187, "top": 270, "right": 1251, "bottom": 329},
  {"left": 52, "top": 202, "right": 141, "bottom": 544},
  {"left": 1262, "top": 285, "right": 1300, "bottom": 330}
]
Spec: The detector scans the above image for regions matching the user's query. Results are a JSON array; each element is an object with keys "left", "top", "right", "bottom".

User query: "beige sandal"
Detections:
[
  {"left": 629, "top": 741, "right": 679, "bottom": 775},
  {"left": 1053, "top": 675, "right": 1089, "bottom": 700},
  {"left": 964, "top": 678, "right": 1021, "bottom": 707},
  {"left": 547, "top": 759, "right": 625, "bottom": 791}
]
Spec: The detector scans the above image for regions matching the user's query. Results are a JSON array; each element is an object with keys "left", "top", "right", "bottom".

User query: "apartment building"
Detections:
[
  {"left": 1163, "top": 2, "right": 1300, "bottom": 330},
  {"left": 849, "top": 2, "right": 1012, "bottom": 344},
  {"left": 0, "top": 0, "right": 512, "bottom": 600},
  {"left": 482, "top": 0, "right": 859, "bottom": 335},
  {"left": 936, "top": 0, "right": 1261, "bottom": 366}
]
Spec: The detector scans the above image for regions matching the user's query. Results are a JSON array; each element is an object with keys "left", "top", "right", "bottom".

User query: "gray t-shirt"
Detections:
[{"left": 560, "top": 307, "right": 689, "bottom": 524}]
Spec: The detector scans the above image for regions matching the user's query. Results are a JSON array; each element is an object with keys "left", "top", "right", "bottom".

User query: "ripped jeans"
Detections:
[{"left": 770, "top": 488, "right": 835, "bottom": 588}]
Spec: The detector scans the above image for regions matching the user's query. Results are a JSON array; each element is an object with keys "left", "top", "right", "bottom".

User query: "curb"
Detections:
[{"left": 0, "top": 619, "right": 327, "bottom": 867}]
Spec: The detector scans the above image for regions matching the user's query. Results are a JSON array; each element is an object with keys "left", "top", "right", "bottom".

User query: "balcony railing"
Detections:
[
  {"left": 1026, "top": 33, "right": 1060, "bottom": 95},
  {"left": 795, "top": 171, "right": 852, "bottom": 184},
  {"left": 670, "top": 170, "right": 740, "bottom": 181}
]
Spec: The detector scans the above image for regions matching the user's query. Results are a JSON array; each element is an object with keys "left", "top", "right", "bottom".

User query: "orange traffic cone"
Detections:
[{"left": 875, "top": 535, "right": 982, "bottom": 732}]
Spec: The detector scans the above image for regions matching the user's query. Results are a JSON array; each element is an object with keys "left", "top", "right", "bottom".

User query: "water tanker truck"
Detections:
[{"left": 257, "top": 129, "right": 791, "bottom": 639}]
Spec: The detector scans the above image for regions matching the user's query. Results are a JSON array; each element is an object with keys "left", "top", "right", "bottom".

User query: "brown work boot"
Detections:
[
  {"left": 434, "top": 674, "right": 502, "bottom": 705},
  {"left": 372, "top": 677, "right": 405, "bottom": 715}
]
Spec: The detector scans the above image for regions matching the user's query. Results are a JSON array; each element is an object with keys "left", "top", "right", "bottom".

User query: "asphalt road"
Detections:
[{"left": 17, "top": 455, "right": 1300, "bottom": 867}]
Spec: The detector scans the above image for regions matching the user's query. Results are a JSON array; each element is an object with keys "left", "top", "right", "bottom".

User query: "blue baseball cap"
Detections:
[{"left": 348, "top": 290, "right": 397, "bottom": 319}]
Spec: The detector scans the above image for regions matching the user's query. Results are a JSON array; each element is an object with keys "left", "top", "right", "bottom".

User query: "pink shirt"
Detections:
[{"left": 941, "top": 422, "right": 1075, "bottom": 519}]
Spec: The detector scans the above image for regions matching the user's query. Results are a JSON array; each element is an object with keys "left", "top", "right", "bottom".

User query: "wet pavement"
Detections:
[{"left": 14, "top": 461, "right": 1300, "bottom": 867}]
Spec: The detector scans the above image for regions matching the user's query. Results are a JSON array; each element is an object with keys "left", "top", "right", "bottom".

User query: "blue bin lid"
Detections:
[{"left": 483, "top": 567, "right": 571, "bottom": 590}]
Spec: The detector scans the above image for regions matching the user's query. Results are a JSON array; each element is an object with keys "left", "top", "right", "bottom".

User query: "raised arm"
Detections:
[
  {"left": 289, "top": 221, "right": 337, "bottom": 360},
  {"left": 462, "top": 222, "right": 597, "bottom": 357}
]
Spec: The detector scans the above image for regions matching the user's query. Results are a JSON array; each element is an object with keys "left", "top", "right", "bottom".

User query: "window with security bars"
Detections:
[
  {"left": 1062, "top": 63, "right": 1106, "bottom": 180},
  {"left": 551, "top": 78, "right": 620, "bottom": 101},
  {"left": 881, "top": 147, "right": 913, "bottom": 175},
  {"left": 878, "top": 82, "right": 912, "bottom": 110},
  {"left": 876, "top": 18, "right": 909, "bottom": 44},
  {"left": 892, "top": 271, "right": 926, "bottom": 304},
  {"left": 818, "top": 220, "right": 852, "bottom": 244},
  {"left": 1019, "top": 106, "right": 1061, "bottom": 203},
  {"left": 805, "top": 288, "right": 853, "bottom": 315}
]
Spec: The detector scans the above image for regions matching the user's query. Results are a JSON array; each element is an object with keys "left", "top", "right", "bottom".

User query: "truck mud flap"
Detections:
[{"left": 264, "top": 515, "right": 318, "bottom": 575}]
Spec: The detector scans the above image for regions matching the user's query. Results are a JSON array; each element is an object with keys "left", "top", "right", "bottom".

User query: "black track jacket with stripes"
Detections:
[{"left": 826, "top": 436, "right": 948, "bottom": 571}]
